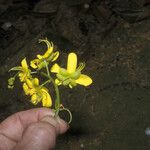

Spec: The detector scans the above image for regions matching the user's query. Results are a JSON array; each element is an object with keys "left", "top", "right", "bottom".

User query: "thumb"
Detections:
[{"left": 14, "top": 115, "right": 68, "bottom": 150}]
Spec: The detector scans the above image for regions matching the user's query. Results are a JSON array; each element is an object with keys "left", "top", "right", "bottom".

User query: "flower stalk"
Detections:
[{"left": 44, "top": 61, "right": 60, "bottom": 117}]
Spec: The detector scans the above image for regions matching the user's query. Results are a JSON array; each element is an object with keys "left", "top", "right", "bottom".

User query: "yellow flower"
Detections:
[
  {"left": 30, "top": 38, "right": 59, "bottom": 70},
  {"left": 51, "top": 52, "right": 92, "bottom": 88},
  {"left": 10, "top": 58, "right": 31, "bottom": 82},
  {"left": 23, "top": 78, "right": 52, "bottom": 107}
]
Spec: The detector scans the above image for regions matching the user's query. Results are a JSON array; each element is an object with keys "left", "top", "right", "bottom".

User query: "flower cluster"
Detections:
[
  {"left": 8, "top": 38, "right": 58, "bottom": 107},
  {"left": 8, "top": 38, "right": 92, "bottom": 119}
]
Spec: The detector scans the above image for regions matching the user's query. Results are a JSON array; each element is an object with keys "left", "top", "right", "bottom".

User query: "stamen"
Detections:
[
  {"left": 39, "top": 38, "right": 53, "bottom": 50},
  {"left": 77, "top": 62, "right": 85, "bottom": 71}
]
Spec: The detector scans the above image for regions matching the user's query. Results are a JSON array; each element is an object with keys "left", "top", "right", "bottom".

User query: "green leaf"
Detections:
[{"left": 9, "top": 67, "right": 22, "bottom": 72}]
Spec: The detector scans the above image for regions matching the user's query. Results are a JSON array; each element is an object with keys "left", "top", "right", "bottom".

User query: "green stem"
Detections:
[
  {"left": 45, "top": 61, "right": 50, "bottom": 77},
  {"left": 40, "top": 79, "right": 51, "bottom": 87},
  {"left": 31, "top": 71, "right": 37, "bottom": 74},
  {"left": 44, "top": 61, "right": 60, "bottom": 116},
  {"left": 14, "top": 72, "right": 20, "bottom": 78},
  {"left": 52, "top": 80, "right": 60, "bottom": 116}
]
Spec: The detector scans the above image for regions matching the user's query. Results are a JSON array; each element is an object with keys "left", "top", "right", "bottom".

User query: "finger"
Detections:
[
  {"left": 0, "top": 108, "right": 55, "bottom": 142},
  {"left": 14, "top": 115, "right": 68, "bottom": 150},
  {"left": 41, "top": 115, "right": 68, "bottom": 134}
]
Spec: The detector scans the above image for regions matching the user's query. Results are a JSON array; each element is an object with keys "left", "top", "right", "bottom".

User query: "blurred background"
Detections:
[{"left": 0, "top": 0, "right": 150, "bottom": 149}]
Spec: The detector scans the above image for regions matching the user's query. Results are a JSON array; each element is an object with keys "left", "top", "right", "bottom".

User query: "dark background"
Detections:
[{"left": 0, "top": 0, "right": 150, "bottom": 149}]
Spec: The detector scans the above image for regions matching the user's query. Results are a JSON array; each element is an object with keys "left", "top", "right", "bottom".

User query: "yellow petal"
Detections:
[
  {"left": 38, "top": 39, "right": 53, "bottom": 59},
  {"left": 76, "top": 74, "right": 92, "bottom": 86},
  {"left": 31, "top": 94, "right": 38, "bottom": 105},
  {"left": 26, "top": 79, "right": 33, "bottom": 88},
  {"left": 37, "top": 54, "right": 43, "bottom": 59},
  {"left": 30, "top": 59, "right": 39, "bottom": 69},
  {"left": 55, "top": 79, "right": 61, "bottom": 85},
  {"left": 33, "top": 78, "right": 39, "bottom": 86},
  {"left": 41, "top": 89, "right": 52, "bottom": 107},
  {"left": 18, "top": 73, "right": 24, "bottom": 82},
  {"left": 21, "top": 58, "right": 28, "bottom": 69},
  {"left": 43, "top": 43, "right": 53, "bottom": 58},
  {"left": 51, "top": 63, "right": 60, "bottom": 73},
  {"left": 52, "top": 51, "right": 59, "bottom": 62},
  {"left": 23, "top": 83, "right": 29, "bottom": 95},
  {"left": 67, "top": 53, "right": 77, "bottom": 73}
]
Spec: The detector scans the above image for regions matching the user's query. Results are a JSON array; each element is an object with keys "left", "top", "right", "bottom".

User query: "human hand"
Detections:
[{"left": 0, "top": 108, "right": 68, "bottom": 150}]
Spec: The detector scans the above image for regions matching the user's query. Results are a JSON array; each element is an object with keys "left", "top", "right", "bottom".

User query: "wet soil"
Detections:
[{"left": 0, "top": 0, "right": 150, "bottom": 149}]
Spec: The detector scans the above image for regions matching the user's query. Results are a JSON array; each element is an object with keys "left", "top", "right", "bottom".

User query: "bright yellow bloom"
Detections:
[
  {"left": 23, "top": 78, "right": 52, "bottom": 107},
  {"left": 51, "top": 52, "right": 92, "bottom": 88},
  {"left": 10, "top": 58, "right": 31, "bottom": 82},
  {"left": 19, "top": 58, "right": 31, "bottom": 82},
  {"left": 30, "top": 38, "right": 59, "bottom": 70}
]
